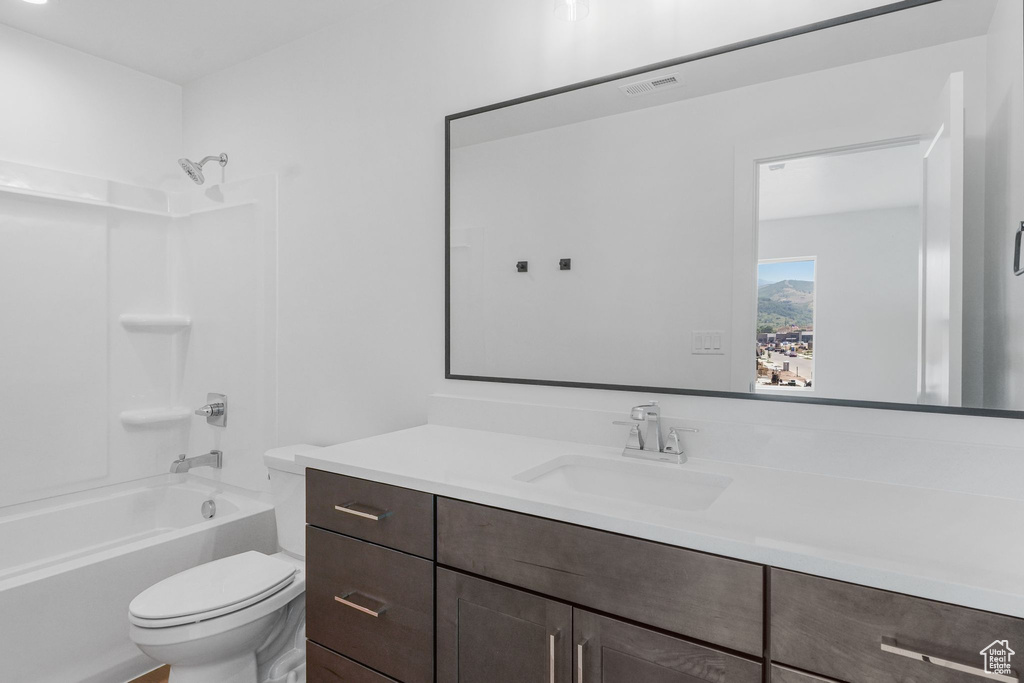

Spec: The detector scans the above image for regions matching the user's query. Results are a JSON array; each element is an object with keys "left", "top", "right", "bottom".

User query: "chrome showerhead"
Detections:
[
  {"left": 177, "top": 153, "right": 228, "bottom": 185},
  {"left": 178, "top": 158, "right": 204, "bottom": 184}
]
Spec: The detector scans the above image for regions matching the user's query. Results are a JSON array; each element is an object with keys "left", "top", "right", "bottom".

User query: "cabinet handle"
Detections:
[
  {"left": 577, "top": 640, "right": 587, "bottom": 683},
  {"left": 549, "top": 631, "right": 559, "bottom": 683},
  {"left": 880, "top": 637, "right": 1017, "bottom": 682},
  {"left": 334, "top": 591, "right": 388, "bottom": 618},
  {"left": 334, "top": 502, "right": 391, "bottom": 521}
]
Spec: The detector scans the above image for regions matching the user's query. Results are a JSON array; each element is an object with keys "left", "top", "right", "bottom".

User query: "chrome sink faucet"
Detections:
[
  {"left": 170, "top": 450, "right": 223, "bottom": 473},
  {"left": 631, "top": 402, "right": 664, "bottom": 452},
  {"left": 614, "top": 401, "right": 698, "bottom": 464}
]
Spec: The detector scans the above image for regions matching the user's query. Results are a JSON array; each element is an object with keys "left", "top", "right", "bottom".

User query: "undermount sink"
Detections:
[{"left": 513, "top": 454, "right": 731, "bottom": 512}]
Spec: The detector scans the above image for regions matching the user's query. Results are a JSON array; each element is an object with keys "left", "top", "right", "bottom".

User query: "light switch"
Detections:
[{"left": 691, "top": 330, "right": 726, "bottom": 355}]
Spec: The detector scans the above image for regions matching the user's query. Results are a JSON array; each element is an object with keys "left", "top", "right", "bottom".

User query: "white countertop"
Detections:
[{"left": 297, "top": 424, "right": 1024, "bottom": 618}]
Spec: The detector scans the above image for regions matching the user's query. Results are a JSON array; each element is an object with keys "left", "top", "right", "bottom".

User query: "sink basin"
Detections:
[{"left": 513, "top": 454, "right": 731, "bottom": 512}]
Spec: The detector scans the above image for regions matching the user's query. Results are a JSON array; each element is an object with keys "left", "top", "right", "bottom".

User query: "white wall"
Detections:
[
  {"left": 4, "top": 0, "right": 1017, "bottom": 502},
  {"left": 182, "top": 0, "right": 908, "bottom": 447},
  {"left": 984, "top": 0, "right": 1024, "bottom": 409},
  {"left": 759, "top": 208, "right": 922, "bottom": 404},
  {"left": 0, "top": 24, "right": 181, "bottom": 188}
]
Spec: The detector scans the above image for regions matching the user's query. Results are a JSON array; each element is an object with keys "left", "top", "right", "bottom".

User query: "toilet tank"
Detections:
[{"left": 263, "top": 445, "right": 318, "bottom": 559}]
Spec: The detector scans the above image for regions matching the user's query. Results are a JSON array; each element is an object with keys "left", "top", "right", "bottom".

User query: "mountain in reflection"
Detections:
[{"left": 757, "top": 280, "right": 814, "bottom": 333}]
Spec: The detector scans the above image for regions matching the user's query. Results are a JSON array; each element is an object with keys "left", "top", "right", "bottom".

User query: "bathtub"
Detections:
[{"left": 0, "top": 474, "right": 277, "bottom": 683}]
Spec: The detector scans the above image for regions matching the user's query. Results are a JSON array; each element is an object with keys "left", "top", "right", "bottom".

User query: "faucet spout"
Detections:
[
  {"left": 170, "top": 450, "right": 223, "bottom": 473},
  {"left": 631, "top": 402, "right": 663, "bottom": 453}
]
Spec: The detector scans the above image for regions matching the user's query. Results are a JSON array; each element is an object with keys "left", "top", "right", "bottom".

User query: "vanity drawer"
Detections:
[
  {"left": 306, "top": 468, "right": 434, "bottom": 559},
  {"left": 771, "top": 569, "right": 1024, "bottom": 683},
  {"left": 769, "top": 666, "right": 838, "bottom": 683},
  {"left": 307, "top": 641, "right": 398, "bottom": 682},
  {"left": 436, "top": 498, "right": 764, "bottom": 656},
  {"left": 306, "top": 527, "right": 433, "bottom": 683}
]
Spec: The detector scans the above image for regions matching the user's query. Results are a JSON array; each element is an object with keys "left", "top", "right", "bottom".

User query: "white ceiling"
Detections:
[
  {"left": 758, "top": 144, "right": 923, "bottom": 222},
  {"left": 0, "top": 0, "right": 385, "bottom": 84}
]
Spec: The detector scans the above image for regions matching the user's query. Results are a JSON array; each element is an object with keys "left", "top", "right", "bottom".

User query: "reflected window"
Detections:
[{"left": 756, "top": 259, "right": 815, "bottom": 391}]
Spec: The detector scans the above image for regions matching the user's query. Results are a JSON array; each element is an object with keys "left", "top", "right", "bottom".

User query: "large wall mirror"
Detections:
[{"left": 446, "top": 0, "right": 1024, "bottom": 417}]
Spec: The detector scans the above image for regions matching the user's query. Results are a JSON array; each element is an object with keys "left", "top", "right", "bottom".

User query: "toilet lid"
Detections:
[{"left": 129, "top": 551, "right": 297, "bottom": 622}]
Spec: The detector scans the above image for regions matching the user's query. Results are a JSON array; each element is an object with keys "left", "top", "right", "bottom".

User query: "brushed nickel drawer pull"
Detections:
[
  {"left": 334, "top": 592, "right": 388, "bottom": 618},
  {"left": 334, "top": 502, "right": 392, "bottom": 521},
  {"left": 577, "top": 640, "right": 587, "bottom": 683},
  {"left": 549, "top": 632, "right": 558, "bottom": 683},
  {"left": 880, "top": 637, "right": 1017, "bottom": 682}
]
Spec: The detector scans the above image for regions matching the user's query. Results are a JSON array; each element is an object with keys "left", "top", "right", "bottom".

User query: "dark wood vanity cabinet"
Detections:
[
  {"left": 768, "top": 666, "right": 837, "bottom": 683},
  {"left": 306, "top": 468, "right": 435, "bottom": 559},
  {"left": 574, "top": 610, "right": 762, "bottom": 683},
  {"left": 436, "top": 497, "right": 764, "bottom": 656},
  {"left": 307, "top": 641, "right": 399, "bottom": 682},
  {"left": 436, "top": 567, "right": 761, "bottom": 683},
  {"left": 436, "top": 568, "right": 573, "bottom": 682},
  {"left": 306, "top": 470, "right": 435, "bottom": 683},
  {"left": 306, "top": 471, "right": 1023, "bottom": 683},
  {"left": 306, "top": 527, "right": 433, "bottom": 683},
  {"left": 772, "top": 569, "right": 1024, "bottom": 683}
]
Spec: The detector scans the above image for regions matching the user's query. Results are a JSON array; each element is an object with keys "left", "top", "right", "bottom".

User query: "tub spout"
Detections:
[{"left": 170, "top": 450, "right": 223, "bottom": 473}]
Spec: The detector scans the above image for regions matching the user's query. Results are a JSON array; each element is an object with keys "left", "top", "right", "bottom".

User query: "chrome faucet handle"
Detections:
[
  {"left": 612, "top": 420, "right": 645, "bottom": 450},
  {"left": 194, "top": 404, "right": 223, "bottom": 417},
  {"left": 664, "top": 427, "right": 698, "bottom": 463},
  {"left": 195, "top": 393, "right": 227, "bottom": 427}
]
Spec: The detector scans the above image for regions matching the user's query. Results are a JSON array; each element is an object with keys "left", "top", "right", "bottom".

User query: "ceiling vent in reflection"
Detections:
[{"left": 618, "top": 73, "right": 681, "bottom": 97}]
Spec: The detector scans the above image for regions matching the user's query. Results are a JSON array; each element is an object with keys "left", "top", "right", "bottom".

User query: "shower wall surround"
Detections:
[{"left": 0, "top": 161, "right": 278, "bottom": 508}]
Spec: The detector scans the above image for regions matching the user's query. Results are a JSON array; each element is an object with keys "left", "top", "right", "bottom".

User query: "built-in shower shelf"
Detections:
[
  {"left": 119, "top": 314, "right": 192, "bottom": 332},
  {"left": 119, "top": 407, "right": 192, "bottom": 428}
]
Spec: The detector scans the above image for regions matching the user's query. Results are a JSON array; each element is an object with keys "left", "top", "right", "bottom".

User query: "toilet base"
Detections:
[{"left": 168, "top": 651, "right": 256, "bottom": 683}]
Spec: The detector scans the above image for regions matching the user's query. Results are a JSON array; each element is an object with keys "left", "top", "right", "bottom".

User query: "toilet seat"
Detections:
[{"left": 129, "top": 551, "right": 298, "bottom": 628}]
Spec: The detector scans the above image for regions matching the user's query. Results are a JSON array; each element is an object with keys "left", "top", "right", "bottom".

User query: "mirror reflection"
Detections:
[{"left": 448, "top": 0, "right": 1023, "bottom": 414}]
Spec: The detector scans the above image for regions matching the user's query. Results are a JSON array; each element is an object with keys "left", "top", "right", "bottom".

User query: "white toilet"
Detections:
[{"left": 129, "top": 449, "right": 308, "bottom": 683}]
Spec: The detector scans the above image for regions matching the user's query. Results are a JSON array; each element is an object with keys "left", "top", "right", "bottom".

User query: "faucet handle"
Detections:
[
  {"left": 664, "top": 427, "right": 698, "bottom": 460},
  {"left": 195, "top": 393, "right": 227, "bottom": 427},
  {"left": 195, "top": 402, "right": 225, "bottom": 417},
  {"left": 612, "top": 420, "right": 645, "bottom": 450},
  {"left": 176, "top": 453, "right": 186, "bottom": 461}
]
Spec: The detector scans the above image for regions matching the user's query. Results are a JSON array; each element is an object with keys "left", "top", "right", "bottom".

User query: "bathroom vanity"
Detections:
[{"left": 300, "top": 425, "right": 1024, "bottom": 683}]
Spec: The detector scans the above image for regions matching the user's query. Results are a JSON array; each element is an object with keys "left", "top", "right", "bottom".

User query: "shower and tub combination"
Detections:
[
  {"left": 0, "top": 475, "right": 276, "bottom": 683},
  {"left": 0, "top": 157, "right": 281, "bottom": 681}
]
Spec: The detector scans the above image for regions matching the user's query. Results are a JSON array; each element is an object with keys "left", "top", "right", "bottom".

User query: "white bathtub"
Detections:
[{"left": 0, "top": 474, "right": 277, "bottom": 683}]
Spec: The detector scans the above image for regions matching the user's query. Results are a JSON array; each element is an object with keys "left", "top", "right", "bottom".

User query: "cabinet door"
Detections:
[
  {"left": 437, "top": 568, "right": 573, "bottom": 683},
  {"left": 574, "top": 610, "right": 761, "bottom": 683}
]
